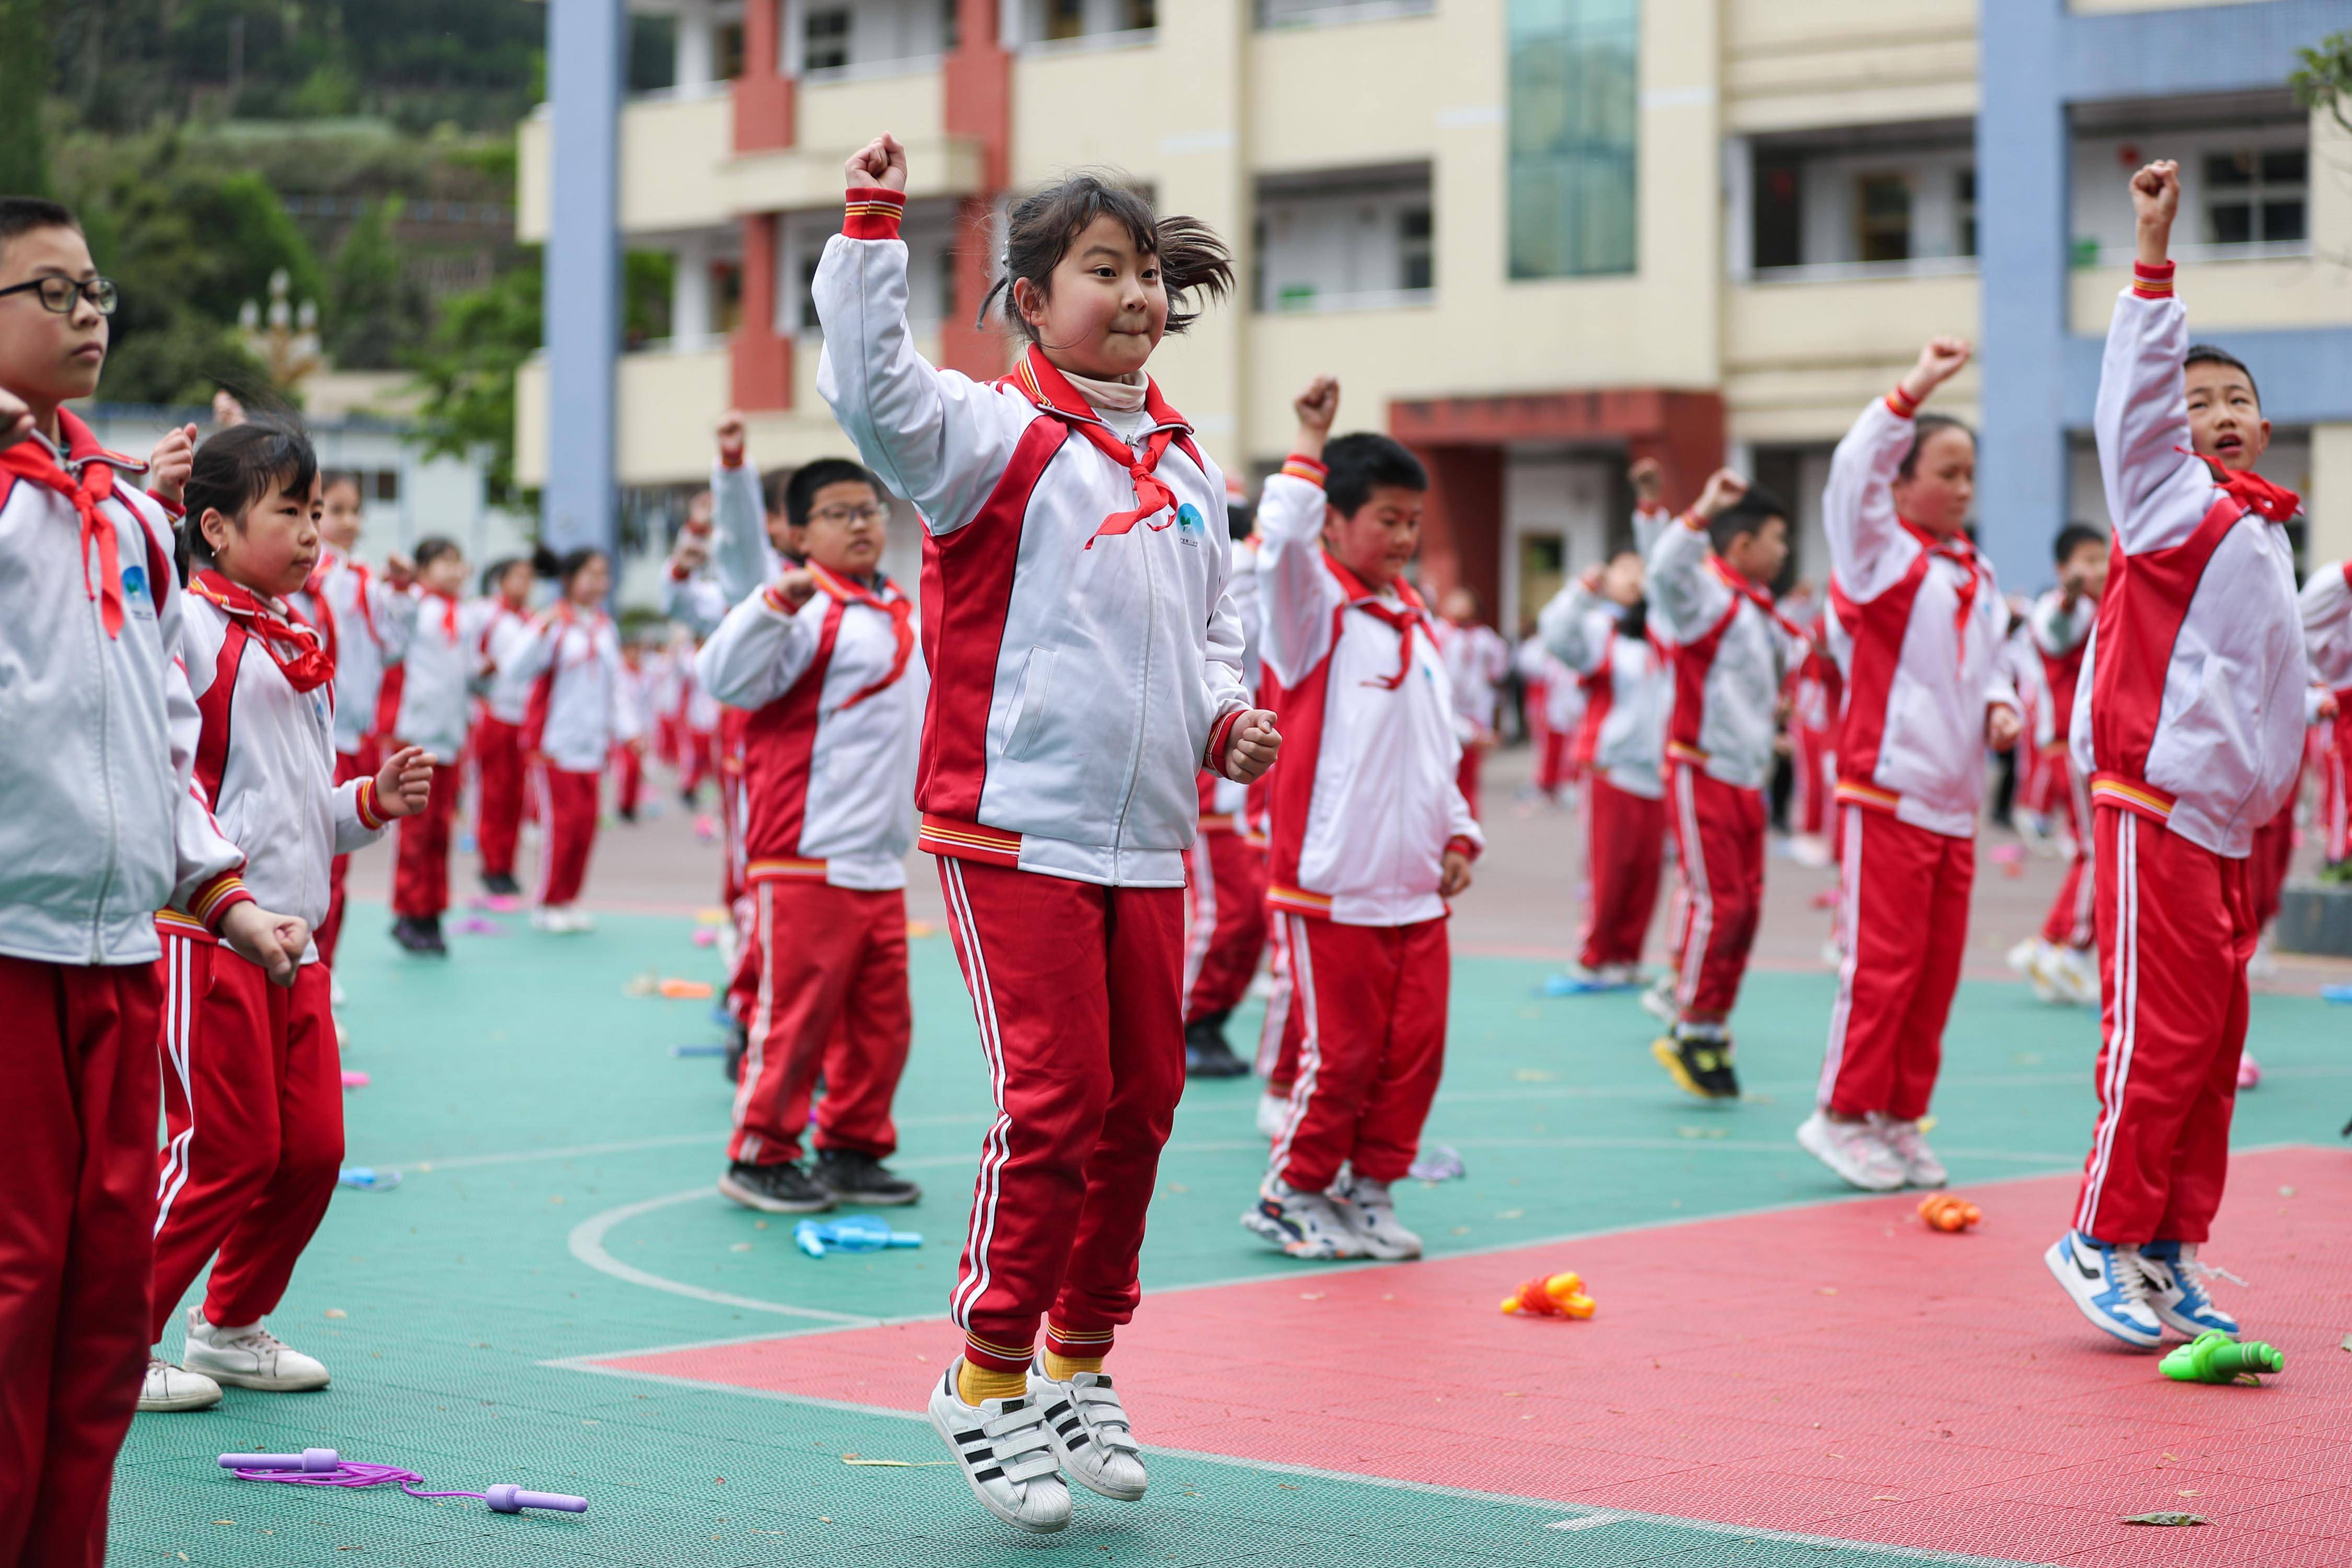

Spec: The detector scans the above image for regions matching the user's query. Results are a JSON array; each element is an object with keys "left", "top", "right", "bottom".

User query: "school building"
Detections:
[{"left": 518, "top": 0, "right": 2352, "bottom": 625}]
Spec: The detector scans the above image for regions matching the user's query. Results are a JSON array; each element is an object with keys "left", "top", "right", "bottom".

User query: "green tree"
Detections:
[
  {"left": 0, "top": 0, "right": 50, "bottom": 195},
  {"left": 326, "top": 196, "right": 430, "bottom": 369},
  {"left": 409, "top": 253, "right": 539, "bottom": 506},
  {"left": 2291, "top": 30, "right": 2352, "bottom": 134}
]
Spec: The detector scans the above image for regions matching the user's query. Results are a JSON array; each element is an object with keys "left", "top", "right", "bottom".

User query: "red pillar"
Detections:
[
  {"left": 939, "top": 0, "right": 1012, "bottom": 380},
  {"left": 1623, "top": 392, "right": 1726, "bottom": 515},
  {"left": 733, "top": 213, "right": 791, "bottom": 411},
  {"left": 733, "top": 0, "right": 794, "bottom": 153},
  {"left": 1406, "top": 445, "right": 1504, "bottom": 617}
]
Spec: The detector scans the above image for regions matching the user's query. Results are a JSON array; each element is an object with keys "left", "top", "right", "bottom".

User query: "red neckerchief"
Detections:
[
  {"left": 1707, "top": 554, "right": 1804, "bottom": 640},
  {"left": 422, "top": 585, "right": 459, "bottom": 639},
  {"left": 2186, "top": 450, "right": 2300, "bottom": 524},
  {"left": 2, "top": 412, "right": 130, "bottom": 638},
  {"left": 806, "top": 562, "right": 915, "bottom": 709},
  {"left": 1324, "top": 555, "right": 1429, "bottom": 690},
  {"left": 1006, "top": 346, "right": 1189, "bottom": 548},
  {"left": 192, "top": 570, "right": 337, "bottom": 693},
  {"left": 1898, "top": 518, "right": 1984, "bottom": 667},
  {"left": 296, "top": 563, "right": 341, "bottom": 672}
]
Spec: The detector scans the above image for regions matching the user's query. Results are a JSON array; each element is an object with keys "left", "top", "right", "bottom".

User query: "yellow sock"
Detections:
[
  {"left": 1041, "top": 1350, "right": 1104, "bottom": 1380},
  {"left": 957, "top": 1359, "right": 1028, "bottom": 1405}
]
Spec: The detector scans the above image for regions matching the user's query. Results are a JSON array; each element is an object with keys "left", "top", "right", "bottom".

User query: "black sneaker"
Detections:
[
  {"left": 481, "top": 872, "right": 521, "bottom": 897},
  {"left": 717, "top": 1160, "right": 835, "bottom": 1214},
  {"left": 1651, "top": 1033, "right": 1738, "bottom": 1100},
  {"left": 813, "top": 1148, "right": 923, "bottom": 1206},
  {"left": 1184, "top": 1014, "right": 1250, "bottom": 1078},
  {"left": 389, "top": 916, "right": 448, "bottom": 956}
]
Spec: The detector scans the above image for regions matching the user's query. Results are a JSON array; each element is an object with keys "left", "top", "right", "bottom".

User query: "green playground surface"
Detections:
[{"left": 110, "top": 904, "right": 2352, "bottom": 1566}]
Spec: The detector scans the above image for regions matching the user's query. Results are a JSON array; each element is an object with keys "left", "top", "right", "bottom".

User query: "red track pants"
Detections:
[
  {"left": 1182, "top": 827, "right": 1268, "bottom": 1025},
  {"left": 2323, "top": 708, "right": 2350, "bottom": 863},
  {"left": 474, "top": 716, "right": 525, "bottom": 880},
  {"left": 532, "top": 764, "right": 601, "bottom": 907},
  {"left": 318, "top": 742, "right": 378, "bottom": 966},
  {"left": 2072, "top": 808, "right": 2254, "bottom": 1245},
  {"left": 2038, "top": 756, "right": 2097, "bottom": 951},
  {"left": 1790, "top": 725, "right": 1834, "bottom": 837},
  {"left": 612, "top": 744, "right": 644, "bottom": 818},
  {"left": 2247, "top": 801, "right": 2295, "bottom": 937},
  {"left": 729, "top": 880, "right": 911, "bottom": 1165},
  {"left": 1665, "top": 763, "right": 1766, "bottom": 1023},
  {"left": 0, "top": 958, "right": 160, "bottom": 1568},
  {"left": 1817, "top": 805, "right": 1973, "bottom": 1121},
  {"left": 151, "top": 939, "right": 341, "bottom": 1343},
  {"left": 1257, "top": 911, "right": 1298, "bottom": 1087},
  {"left": 936, "top": 859, "right": 1185, "bottom": 1375},
  {"left": 1581, "top": 776, "right": 1666, "bottom": 971},
  {"left": 1265, "top": 913, "right": 1449, "bottom": 1193},
  {"left": 389, "top": 758, "right": 459, "bottom": 920}
]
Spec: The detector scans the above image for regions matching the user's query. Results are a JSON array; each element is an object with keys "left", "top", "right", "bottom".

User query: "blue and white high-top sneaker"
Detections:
[
  {"left": 2044, "top": 1230, "right": 2163, "bottom": 1348},
  {"left": 2136, "top": 1240, "right": 2241, "bottom": 1337}
]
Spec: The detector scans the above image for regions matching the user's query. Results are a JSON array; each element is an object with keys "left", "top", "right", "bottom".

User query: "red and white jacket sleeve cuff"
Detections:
[
  {"left": 1884, "top": 384, "right": 1922, "bottom": 420},
  {"left": 149, "top": 492, "right": 186, "bottom": 519},
  {"left": 2131, "top": 260, "right": 2175, "bottom": 299},
  {"left": 1204, "top": 709, "right": 1249, "bottom": 778},
  {"left": 843, "top": 187, "right": 906, "bottom": 241},
  {"left": 355, "top": 777, "right": 388, "bottom": 831},
  {"left": 189, "top": 871, "right": 255, "bottom": 934},
  {"left": 1446, "top": 834, "right": 1482, "bottom": 863},
  {"left": 1278, "top": 453, "right": 1328, "bottom": 487}
]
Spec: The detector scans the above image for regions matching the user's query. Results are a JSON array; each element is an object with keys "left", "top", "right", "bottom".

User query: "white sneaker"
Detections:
[
  {"left": 926, "top": 1364, "right": 1071, "bottom": 1534},
  {"left": 1028, "top": 1361, "right": 1146, "bottom": 1501},
  {"left": 2045, "top": 1231, "right": 2163, "bottom": 1349},
  {"left": 1330, "top": 1174, "right": 1422, "bottom": 1260},
  {"left": 181, "top": 1308, "right": 329, "bottom": 1392},
  {"left": 1246, "top": 1178, "right": 1364, "bottom": 1259},
  {"left": 1818, "top": 936, "right": 1844, "bottom": 967},
  {"left": 137, "top": 1356, "right": 222, "bottom": 1413},
  {"left": 1255, "top": 1090, "right": 1289, "bottom": 1142},
  {"left": 1869, "top": 1114, "right": 1947, "bottom": 1187},
  {"left": 2005, "top": 936, "right": 2041, "bottom": 977},
  {"left": 1789, "top": 835, "right": 1832, "bottom": 869},
  {"left": 1638, "top": 975, "right": 1677, "bottom": 1025},
  {"left": 2246, "top": 938, "right": 2277, "bottom": 979},
  {"left": 1795, "top": 1111, "right": 1905, "bottom": 1192}
]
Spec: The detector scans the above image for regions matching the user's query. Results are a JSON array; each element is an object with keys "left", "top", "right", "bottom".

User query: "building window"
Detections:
[
  {"left": 804, "top": 7, "right": 851, "bottom": 70},
  {"left": 718, "top": 22, "right": 745, "bottom": 78},
  {"left": 1507, "top": 0, "right": 1639, "bottom": 281},
  {"left": 943, "top": 0, "right": 961, "bottom": 49},
  {"left": 2205, "top": 147, "right": 2305, "bottom": 246},
  {"left": 1955, "top": 168, "right": 1976, "bottom": 258},
  {"left": 1753, "top": 158, "right": 1802, "bottom": 270},
  {"left": 1399, "top": 205, "right": 1433, "bottom": 291},
  {"left": 1044, "top": 0, "right": 1085, "bottom": 40},
  {"left": 1854, "top": 174, "right": 1911, "bottom": 263},
  {"left": 1259, "top": 0, "right": 1436, "bottom": 23},
  {"left": 373, "top": 469, "right": 400, "bottom": 503},
  {"left": 1256, "top": 165, "right": 1436, "bottom": 311}
]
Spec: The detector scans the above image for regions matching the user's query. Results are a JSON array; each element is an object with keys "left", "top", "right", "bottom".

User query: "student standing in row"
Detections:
[
  {"left": 472, "top": 555, "right": 536, "bottom": 899},
  {"left": 509, "top": 550, "right": 641, "bottom": 932},
  {"left": 387, "top": 536, "right": 472, "bottom": 955}
]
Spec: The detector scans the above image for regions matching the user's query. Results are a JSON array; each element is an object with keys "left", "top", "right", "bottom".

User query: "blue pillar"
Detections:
[
  {"left": 1975, "top": 0, "right": 2070, "bottom": 594},
  {"left": 542, "top": 0, "right": 626, "bottom": 560}
]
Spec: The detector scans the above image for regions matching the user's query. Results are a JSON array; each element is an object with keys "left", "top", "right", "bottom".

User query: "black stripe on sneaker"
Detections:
[{"left": 973, "top": 1465, "right": 1003, "bottom": 1481}]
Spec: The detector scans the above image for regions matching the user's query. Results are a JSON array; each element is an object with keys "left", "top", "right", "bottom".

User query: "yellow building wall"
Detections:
[
  {"left": 1721, "top": 0, "right": 1975, "bottom": 133},
  {"left": 1725, "top": 272, "right": 1981, "bottom": 445}
]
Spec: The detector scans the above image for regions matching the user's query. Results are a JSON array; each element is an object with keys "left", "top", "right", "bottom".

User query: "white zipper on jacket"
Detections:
[
  {"left": 1101, "top": 419, "right": 1188, "bottom": 884},
  {"left": 87, "top": 551, "right": 119, "bottom": 963}
]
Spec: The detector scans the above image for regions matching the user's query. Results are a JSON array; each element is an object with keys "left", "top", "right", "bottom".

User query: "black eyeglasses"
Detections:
[{"left": 0, "top": 275, "right": 119, "bottom": 315}]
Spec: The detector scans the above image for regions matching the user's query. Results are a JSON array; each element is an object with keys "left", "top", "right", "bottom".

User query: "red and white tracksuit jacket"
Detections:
[
  {"left": 1815, "top": 389, "right": 2017, "bottom": 1122},
  {"left": 2029, "top": 591, "right": 2097, "bottom": 949},
  {"left": 698, "top": 563, "right": 919, "bottom": 1169},
  {"left": 508, "top": 605, "right": 642, "bottom": 906},
  {"left": 1647, "top": 514, "right": 1803, "bottom": 1024},
  {"left": 1186, "top": 537, "right": 1270, "bottom": 1027},
  {"left": 1254, "top": 457, "right": 1481, "bottom": 1193},
  {"left": 0, "top": 414, "right": 249, "bottom": 1566},
  {"left": 1517, "top": 636, "right": 1585, "bottom": 794},
  {"left": 814, "top": 187, "right": 1252, "bottom": 1375},
  {"left": 153, "top": 572, "right": 389, "bottom": 1356},
  {"left": 1438, "top": 616, "right": 1510, "bottom": 817},
  {"left": 2067, "top": 262, "right": 2312, "bottom": 1247},
  {"left": 389, "top": 589, "right": 475, "bottom": 919},
  {"left": 1541, "top": 579, "right": 1670, "bottom": 971},
  {"left": 2302, "top": 561, "right": 2352, "bottom": 863}
]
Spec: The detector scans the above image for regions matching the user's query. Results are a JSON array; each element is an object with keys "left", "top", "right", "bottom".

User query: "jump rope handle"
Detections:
[
  {"left": 485, "top": 1484, "right": 589, "bottom": 1514},
  {"left": 220, "top": 1449, "right": 339, "bottom": 1472}
]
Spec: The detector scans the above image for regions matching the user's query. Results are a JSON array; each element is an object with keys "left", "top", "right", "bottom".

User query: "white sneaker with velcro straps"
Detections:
[
  {"left": 1029, "top": 1360, "right": 1148, "bottom": 1501},
  {"left": 927, "top": 1364, "right": 1071, "bottom": 1533}
]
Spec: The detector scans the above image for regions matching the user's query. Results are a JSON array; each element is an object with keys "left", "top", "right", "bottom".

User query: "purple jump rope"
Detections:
[{"left": 219, "top": 1449, "right": 587, "bottom": 1515}]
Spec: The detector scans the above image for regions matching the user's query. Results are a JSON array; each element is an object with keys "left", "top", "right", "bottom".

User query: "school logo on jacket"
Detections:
[
  {"left": 1175, "top": 502, "right": 1204, "bottom": 547},
  {"left": 122, "top": 562, "right": 152, "bottom": 617}
]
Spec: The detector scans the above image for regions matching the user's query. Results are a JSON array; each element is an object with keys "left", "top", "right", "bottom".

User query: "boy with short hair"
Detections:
[
  {"left": 0, "top": 195, "right": 302, "bottom": 1564},
  {"left": 1643, "top": 471, "right": 1802, "bottom": 1098},
  {"left": 2011, "top": 524, "right": 2108, "bottom": 1005},
  {"left": 2047, "top": 163, "right": 2313, "bottom": 1348},
  {"left": 1249, "top": 376, "right": 1480, "bottom": 1261}
]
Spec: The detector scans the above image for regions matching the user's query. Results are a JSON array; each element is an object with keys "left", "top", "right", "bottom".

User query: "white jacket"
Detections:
[
  {"left": 305, "top": 548, "right": 416, "bottom": 756},
  {"left": 814, "top": 188, "right": 1252, "bottom": 889},
  {"left": 2304, "top": 561, "right": 2352, "bottom": 695},
  {"left": 175, "top": 575, "right": 389, "bottom": 961},
  {"left": 393, "top": 589, "right": 474, "bottom": 764},
  {"left": 474, "top": 598, "right": 535, "bottom": 725},
  {"left": 1540, "top": 580, "right": 1668, "bottom": 800},
  {"left": 1516, "top": 636, "right": 1586, "bottom": 733},
  {"left": 507, "top": 606, "right": 642, "bottom": 773},
  {"left": 1824, "top": 394, "right": 2016, "bottom": 838},
  {"left": 1255, "top": 463, "right": 1479, "bottom": 925},
  {"left": 696, "top": 566, "right": 920, "bottom": 891},
  {"left": 0, "top": 414, "right": 247, "bottom": 965},
  {"left": 1438, "top": 618, "right": 1511, "bottom": 740},
  {"left": 1646, "top": 515, "right": 1802, "bottom": 791},
  {"left": 2070, "top": 267, "right": 2309, "bottom": 858}
]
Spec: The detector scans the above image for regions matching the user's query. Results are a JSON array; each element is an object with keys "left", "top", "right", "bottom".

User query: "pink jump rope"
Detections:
[{"left": 219, "top": 1449, "right": 587, "bottom": 1515}]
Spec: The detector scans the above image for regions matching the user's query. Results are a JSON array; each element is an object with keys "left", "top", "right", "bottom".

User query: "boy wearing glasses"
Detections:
[
  {"left": 0, "top": 197, "right": 306, "bottom": 1563},
  {"left": 697, "top": 459, "right": 925, "bottom": 1214}
]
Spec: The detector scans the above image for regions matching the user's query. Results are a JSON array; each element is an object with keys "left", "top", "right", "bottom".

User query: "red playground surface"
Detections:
[{"left": 595, "top": 1146, "right": 2352, "bottom": 1567}]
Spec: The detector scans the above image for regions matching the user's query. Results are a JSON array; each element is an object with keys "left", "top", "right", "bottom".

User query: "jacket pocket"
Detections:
[{"left": 1005, "top": 648, "right": 1057, "bottom": 761}]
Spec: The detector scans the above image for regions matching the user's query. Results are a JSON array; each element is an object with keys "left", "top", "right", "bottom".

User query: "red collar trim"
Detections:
[{"left": 1011, "top": 345, "right": 1191, "bottom": 437}]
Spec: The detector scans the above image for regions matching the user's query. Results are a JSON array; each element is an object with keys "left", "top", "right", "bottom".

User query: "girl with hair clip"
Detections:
[
  {"left": 815, "top": 135, "right": 1279, "bottom": 1534},
  {"left": 505, "top": 548, "right": 641, "bottom": 931}
]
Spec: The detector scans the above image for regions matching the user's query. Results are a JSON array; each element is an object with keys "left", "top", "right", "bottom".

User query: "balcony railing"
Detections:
[{"left": 1748, "top": 256, "right": 1980, "bottom": 285}]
